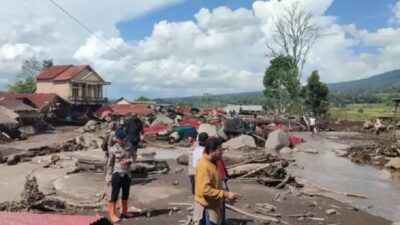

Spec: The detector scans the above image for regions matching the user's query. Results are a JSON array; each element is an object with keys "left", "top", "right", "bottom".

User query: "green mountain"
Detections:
[
  {"left": 157, "top": 69, "right": 400, "bottom": 107},
  {"left": 327, "top": 69, "right": 400, "bottom": 93}
]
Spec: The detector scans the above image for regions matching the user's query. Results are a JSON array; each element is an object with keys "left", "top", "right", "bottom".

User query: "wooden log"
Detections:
[
  {"left": 276, "top": 174, "right": 291, "bottom": 189},
  {"left": 237, "top": 164, "right": 273, "bottom": 179},
  {"left": 228, "top": 163, "right": 268, "bottom": 178},
  {"left": 226, "top": 204, "right": 280, "bottom": 223}
]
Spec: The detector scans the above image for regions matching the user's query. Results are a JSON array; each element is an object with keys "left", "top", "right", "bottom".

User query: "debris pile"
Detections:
[
  {"left": 0, "top": 175, "right": 66, "bottom": 212},
  {"left": 1, "top": 139, "right": 86, "bottom": 166},
  {"left": 228, "top": 152, "right": 300, "bottom": 189},
  {"left": 337, "top": 141, "right": 400, "bottom": 169}
]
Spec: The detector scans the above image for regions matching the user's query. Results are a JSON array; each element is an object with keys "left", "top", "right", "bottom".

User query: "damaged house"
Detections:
[
  {"left": 0, "top": 93, "right": 71, "bottom": 123},
  {"left": 0, "top": 106, "right": 20, "bottom": 139},
  {"left": 0, "top": 98, "right": 39, "bottom": 135},
  {"left": 36, "top": 65, "right": 111, "bottom": 118}
]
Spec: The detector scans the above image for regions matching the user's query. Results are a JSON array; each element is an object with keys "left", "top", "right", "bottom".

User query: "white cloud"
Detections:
[
  {"left": 392, "top": 1, "right": 400, "bottom": 23},
  {"left": 0, "top": 0, "right": 399, "bottom": 97}
]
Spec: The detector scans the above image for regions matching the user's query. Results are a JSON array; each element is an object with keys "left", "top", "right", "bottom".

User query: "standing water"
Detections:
[{"left": 286, "top": 132, "right": 400, "bottom": 221}]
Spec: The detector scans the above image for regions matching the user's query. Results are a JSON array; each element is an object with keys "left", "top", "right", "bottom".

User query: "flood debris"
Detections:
[{"left": 339, "top": 141, "right": 400, "bottom": 169}]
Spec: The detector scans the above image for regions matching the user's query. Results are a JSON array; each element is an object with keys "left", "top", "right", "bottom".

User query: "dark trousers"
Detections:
[
  {"left": 110, "top": 173, "right": 131, "bottom": 202},
  {"left": 189, "top": 175, "right": 195, "bottom": 195}
]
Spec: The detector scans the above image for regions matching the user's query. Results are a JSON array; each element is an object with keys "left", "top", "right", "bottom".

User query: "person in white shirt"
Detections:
[
  {"left": 188, "top": 132, "right": 209, "bottom": 195},
  {"left": 309, "top": 115, "right": 316, "bottom": 135}
]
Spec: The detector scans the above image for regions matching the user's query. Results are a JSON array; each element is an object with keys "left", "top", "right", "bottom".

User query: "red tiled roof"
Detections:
[
  {"left": 177, "top": 106, "right": 192, "bottom": 115},
  {"left": 36, "top": 65, "right": 72, "bottom": 80},
  {"left": 36, "top": 65, "right": 91, "bottom": 82},
  {"left": 202, "top": 107, "right": 225, "bottom": 115},
  {"left": 94, "top": 104, "right": 153, "bottom": 118},
  {"left": 53, "top": 65, "right": 88, "bottom": 81},
  {"left": 0, "top": 93, "right": 58, "bottom": 111},
  {"left": 0, "top": 212, "right": 110, "bottom": 225}
]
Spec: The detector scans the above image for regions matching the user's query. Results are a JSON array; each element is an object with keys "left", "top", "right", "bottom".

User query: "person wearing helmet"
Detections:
[{"left": 105, "top": 128, "right": 135, "bottom": 223}]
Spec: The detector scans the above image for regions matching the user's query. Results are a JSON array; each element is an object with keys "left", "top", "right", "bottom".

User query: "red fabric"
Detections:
[
  {"left": 288, "top": 135, "right": 302, "bottom": 145},
  {"left": 179, "top": 119, "right": 200, "bottom": 128},
  {"left": 144, "top": 125, "right": 169, "bottom": 134},
  {"left": 0, "top": 212, "right": 105, "bottom": 225},
  {"left": 273, "top": 124, "right": 285, "bottom": 130},
  {"left": 216, "top": 159, "right": 229, "bottom": 180}
]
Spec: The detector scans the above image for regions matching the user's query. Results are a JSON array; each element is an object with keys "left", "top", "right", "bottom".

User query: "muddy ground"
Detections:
[{"left": 0, "top": 127, "right": 395, "bottom": 225}]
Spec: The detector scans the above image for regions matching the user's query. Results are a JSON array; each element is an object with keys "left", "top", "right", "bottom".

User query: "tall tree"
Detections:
[
  {"left": 267, "top": 2, "right": 320, "bottom": 80},
  {"left": 8, "top": 58, "right": 53, "bottom": 93},
  {"left": 302, "top": 70, "right": 329, "bottom": 115},
  {"left": 263, "top": 55, "right": 300, "bottom": 113},
  {"left": 135, "top": 96, "right": 150, "bottom": 101}
]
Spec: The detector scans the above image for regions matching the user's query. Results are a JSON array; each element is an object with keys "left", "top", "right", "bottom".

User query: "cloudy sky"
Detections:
[{"left": 0, "top": 0, "right": 399, "bottom": 99}]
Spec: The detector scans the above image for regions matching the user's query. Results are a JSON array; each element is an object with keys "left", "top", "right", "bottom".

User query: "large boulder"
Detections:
[
  {"left": 222, "top": 135, "right": 256, "bottom": 150},
  {"left": 84, "top": 120, "right": 98, "bottom": 132},
  {"left": 384, "top": 157, "right": 400, "bottom": 169},
  {"left": 363, "top": 121, "right": 373, "bottom": 129},
  {"left": 198, "top": 124, "right": 218, "bottom": 137},
  {"left": 177, "top": 153, "right": 189, "bottom": 165},
  {"left": 150, "top": 114, "right": 173, "bottom": 126},
  {"left": 265, "top": 130, "right": 290, "bottom": 151},
  {"left": 75, "top": 134, "right": 102, "bottom": 149},
  {"left": 224, "top": 118, "right": 246, "bottom": 136}
]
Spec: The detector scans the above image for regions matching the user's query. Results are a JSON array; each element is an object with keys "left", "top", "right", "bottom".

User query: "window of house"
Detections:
[{"left": 72, "top": 84, "right": 79, "bottom": 98}]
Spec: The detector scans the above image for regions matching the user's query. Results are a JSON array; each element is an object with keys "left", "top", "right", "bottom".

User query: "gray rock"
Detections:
[
  {"left": 265, "top": 130, "right": 290, "bottom": 151},
  {"left": 6, "top": 154, "right": 20, "bottom": 165},
  {"left": 280, "top": 147, "right": 293, "bottom": 154},
  {"left": 325, "top": 209, "right": 337, "bottom": 215},
  {"left": 385, "top": 158, "right": 400, "bottom": 169}
]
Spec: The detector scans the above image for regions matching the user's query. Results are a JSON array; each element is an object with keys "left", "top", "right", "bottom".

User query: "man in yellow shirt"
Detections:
[{"left": 193, "top": 138, "right": 239, "bottom": 225}]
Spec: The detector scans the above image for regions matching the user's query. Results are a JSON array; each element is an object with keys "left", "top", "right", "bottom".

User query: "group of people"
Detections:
[
  {"left": 188, "top": 133, "right": 240, "bottom": 225},
  {"left": 103, "top": 114, "right": 240, "bottom": 225},
  {"left": 103, "top": 115, "right": 144, "bottom": 223}
]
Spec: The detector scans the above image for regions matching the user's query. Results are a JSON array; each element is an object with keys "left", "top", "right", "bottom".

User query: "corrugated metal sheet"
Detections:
[
  {"left": 0, "top": 105, "right": 19, "bottom": 125},
  {"left": 36, "top": 65, "right": 72, "bottom": 80},
  {"left": 0, "top": 212, "right": 111, "bottom": 225},
  {"left": 0, "top": 99, "right": 38, "bottom": 112},
  {"left": 0, "top": 93, "right": 58, "bottom": 112}
]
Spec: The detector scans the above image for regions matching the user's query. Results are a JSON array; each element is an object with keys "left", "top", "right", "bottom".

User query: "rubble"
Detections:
[
  {"left": 2, "top": 139, "right": 85, "bottom": 166},
  {"left": 222, "top": 135, "right": 256, "bottom": 150},
  {"left": 340, "top": 142, "right": 400, "bottom": 168}
]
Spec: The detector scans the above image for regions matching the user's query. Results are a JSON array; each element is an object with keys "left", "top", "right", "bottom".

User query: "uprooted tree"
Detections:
[
  {"left": 267, "top": 2, "right": 320, "bottom": 81},
  {"left": 8, "top": 58, "right": 53, "bottom": 93},
  {"left": 263, "top": 55, "right": 300, "bottom": 113},
  {"left": 301, "top": 70, "right": 329, "bottom": 115}
]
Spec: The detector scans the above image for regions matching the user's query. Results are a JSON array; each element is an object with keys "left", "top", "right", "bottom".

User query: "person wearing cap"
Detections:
[{"left": 106, "top": 128, "right": 135, "bottom": 223}]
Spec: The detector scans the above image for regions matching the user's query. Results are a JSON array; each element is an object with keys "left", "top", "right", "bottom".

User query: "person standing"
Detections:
[
  {"left": 193, "top": 138, "right": 239, "bottom": 225},
  {"left": 188, "top": 133, "right": 209, "bottom": 195},
  {"left": 106, "top": 129, "right": 135, "bottom": 223},
  {"left": 309, "top": 115, "right": 316, "bottom": 135},
  {"left": 125, "top": 115, "right": 144, "bottom": 154}
]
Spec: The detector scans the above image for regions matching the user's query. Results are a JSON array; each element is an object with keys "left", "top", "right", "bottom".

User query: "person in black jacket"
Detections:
[{"left": 125, "top": 114, "right": 144, "bottom": 154}]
